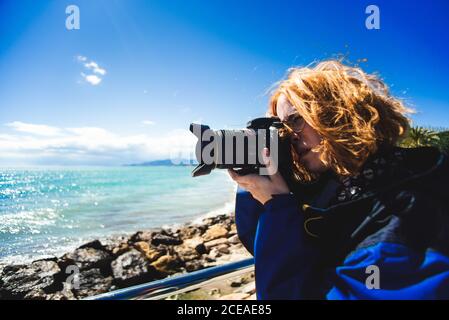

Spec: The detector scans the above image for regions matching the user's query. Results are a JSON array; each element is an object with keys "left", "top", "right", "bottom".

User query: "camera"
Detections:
[{"left": 189, "top": 117, "right": 293, "bottom": 182}]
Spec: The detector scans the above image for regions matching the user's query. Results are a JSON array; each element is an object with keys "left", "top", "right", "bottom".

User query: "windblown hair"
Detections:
[{"left": 269, "top": 60, "right": 412, "bottom": 182}]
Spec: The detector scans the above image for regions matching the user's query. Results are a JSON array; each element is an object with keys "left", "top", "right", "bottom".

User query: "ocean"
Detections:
[{"left": 0, "top": 166, "right": 236, "bottom": 265}]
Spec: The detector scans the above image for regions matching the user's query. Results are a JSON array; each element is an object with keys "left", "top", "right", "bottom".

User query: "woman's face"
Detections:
[{"left": 276, "top": 94, "right": 328, "bottom": 174}]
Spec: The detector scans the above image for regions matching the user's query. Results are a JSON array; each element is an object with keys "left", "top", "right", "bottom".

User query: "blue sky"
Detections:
[{"left": 0, "top": 0, "right": 448, "bottom": 166}]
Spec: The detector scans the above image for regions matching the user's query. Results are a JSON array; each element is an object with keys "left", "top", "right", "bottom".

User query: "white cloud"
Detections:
[
  {"left": 5, "top": 122, "right": 62, "bottom": 137},
  {"left": 77, "top": 55, "right": 87, "bottom": 62},
  {"left": 81, "top": 73, "right": 102, "bottom": 86},
  {"left": 0, "top": 122, "right": 196, "bottom": 166},
  {"left": 84, "top": 61, "right": 106, "bottom": 75},
  {"left": 142, "top": 120, "right": 156, "bottom": 126},
  {"left": 77, "top": 56, "right": 107, "bottom": 86}
]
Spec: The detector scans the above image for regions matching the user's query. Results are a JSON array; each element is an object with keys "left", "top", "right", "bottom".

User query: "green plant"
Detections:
[{"left": 400, "top": 126, "right": 440, "bottom": 148}]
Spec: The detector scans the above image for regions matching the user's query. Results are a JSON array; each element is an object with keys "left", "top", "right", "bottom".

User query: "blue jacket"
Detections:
[{"left": 235, "top": 147, "right": 449, "bottom": 299}]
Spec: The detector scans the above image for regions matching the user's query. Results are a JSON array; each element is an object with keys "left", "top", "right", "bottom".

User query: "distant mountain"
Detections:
[{"left": 124, "top": 159, "right": 198, "bottom": 167}]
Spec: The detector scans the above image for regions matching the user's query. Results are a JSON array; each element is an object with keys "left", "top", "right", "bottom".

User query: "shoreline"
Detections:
[
  {"left": 0, "top": 168, "right": 237, "bottom": 267},
  {"left": 0, "top": 211, "right": 255, "bottom": 300},
  {"left": 0, "top": 191, "right": 237, "bottom": 266}
]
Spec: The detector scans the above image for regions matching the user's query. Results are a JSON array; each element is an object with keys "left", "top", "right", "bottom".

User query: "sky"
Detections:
[{"left": 0, "top": 0, "right": 448, "bottom": 166}]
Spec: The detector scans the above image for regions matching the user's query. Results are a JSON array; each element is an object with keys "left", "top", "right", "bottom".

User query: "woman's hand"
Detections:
[{"left": 228, "top": 148, "right": 290, "bottom": 205}]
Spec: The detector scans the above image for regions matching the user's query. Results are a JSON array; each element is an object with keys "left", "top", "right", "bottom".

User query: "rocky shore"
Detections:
[{"left": 0, "top": 213, "right": 254, "bottom": 300}]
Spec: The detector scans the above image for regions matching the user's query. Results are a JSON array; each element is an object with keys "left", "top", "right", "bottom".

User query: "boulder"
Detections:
[
  {"left": 178, "top": 225, "right": 202, "bottom": 238},
  {"left": 150, "top": 255, "right": 183, "bottom": 276},
  {"left": 23, "top": 289, "right": 48, "bottom": 300},
  {"left": 202, "top": 225, "right": 228, "bottom": 241},
  {"left": 111, "top": 243, "right": 130, "bottom": 257},
  {"left": 174, "top": 245, "right": 200, "bottom": 262},
  {"left": 0, "top": 260, "right": 61, "bottom": 299},
  {"left": 227, "top": 234, "right": 241, "bottom": 245},
  {"left": 102, "top": 235, "right": 130, "bottom": 255},
  {"left": 47, "top": 283, "right": 76, "bottom": 300},
  {"left": 25, "top": 282, "right": 78, "bottom": 300},
  {"left": 78, "top": 240, "right": 105, "bottom": 251},
  {"left": 129, "top": 230, "right": 159, "bottom": 243},
  {"left": 182, "top": 236, "right": 207, "bottom": 255},
  {"left": 151, "top": 233, "right": 183, "bottom": 246},
  {"left": 183, "top": 237, "right": 204, "bottom": 249},
  {"left": 208, "top": 247, "right": 222, "bottom": 259},
  {"left": 111, "top": 249, "right": 157, "bottom": 287},
  {"left": 195, "top": 243, "right": 208, "bottom": 255},
  {"left": 228, "top": 224, "right": 238, "bottom": 236},
  {"left": 204, "top": 238, "right": 229, "bottom": 251},
  {"left": 184, "top": 260, "right": 205, "bottom": 272},
  {"left": 72, "top": 268, "right": 113, "bottom": 298},
  {"left": 60, "top": 247, "right": 112, "bottom": 273},
  {"left": 216, "top": 244, "right": 230, "bottom": 254},
  {"left": 194, "top": 224, "right": 208, "bottom": 234},
  {"left": 134, "top": 241, "right": 163, "bottom": 262}
]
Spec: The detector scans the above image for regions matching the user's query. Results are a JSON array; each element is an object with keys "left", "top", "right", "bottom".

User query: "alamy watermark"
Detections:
[
  {"left": 65, "top": 265, "right": 80, "bottom": 290},
  {"left": 66, "top": 5, "right": 80, "bottom": 30},
  {"left": 366, "top": 5, "right": 380, "bottom": 30},
  {"left": 365, "top": 264, "right": 380, "bottom": 289}
]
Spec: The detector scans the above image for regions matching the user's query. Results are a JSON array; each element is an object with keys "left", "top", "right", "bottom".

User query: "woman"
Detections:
[{"left": 229, "top": 60, "right": 449, "bottom": 299}]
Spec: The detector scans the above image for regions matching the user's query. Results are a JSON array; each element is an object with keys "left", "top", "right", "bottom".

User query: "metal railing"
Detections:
[{"left": 86, "top": 258, "right": 255, "bottom": 300}]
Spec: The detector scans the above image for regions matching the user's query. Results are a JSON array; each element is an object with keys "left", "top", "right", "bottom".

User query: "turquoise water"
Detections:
[{"left": 0, "top": 166, "right": 236, "bottom": 264}]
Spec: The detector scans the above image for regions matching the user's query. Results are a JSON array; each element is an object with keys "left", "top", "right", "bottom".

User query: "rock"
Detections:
[
  {"left": 194, "top": 224, "right": 208, "bottom": 234},
  {"left": 78, "top": 240, "right": 105, "bottom": 251},
  {"left": 60, "top": 247, "right": 112, "bottom": 272},
  {"left": 208, "top": 247, "right": 222, "bottom": 259},
  {"left": 112, "top": 243, "right": 130, "bottom": 257},
  {"left": 219, "top": 292, "right": 250, "bottom": 300},
  {"left": 203, "top": 215, "right": 230, "bottom": 226},
  {"left": 202, "top": 225, "right": 228, "bottom": 241},
  {"left": 203, "top": 254, "right": 216, "bottom": 263},
  {"left": 184, "top": 260, "right": 205, "bottom": 272},
  {"left": 102, "top": 235, "right": 130, "bottom": 254},
  {"left": 71, "top": 268, "right": 113, "bottom": 298},
  {"left": 195, "top": 243, "right": 208, "bottom": 255},
  {"left": 179, "top": 225, "right": 202, "bottom": 238},
  {"left": 151, "top": 233, "right": 183, "bottom": 246},
  {"left": 134, "top": 241, "right": 163, "bottom": 262},
  {"left": 204, "top": 238, "right": 229, "bottom": 251},
  {"left": 228, "top": 224, "right": 237, "bottom": 236},
  {"left": 0, "top": 211, "right": 243, "bottom": 300},
  {"left": 182, "top": 237, "right": 207, "bottom": 255},
  {"left": 129, "top": 230, "right": 159, "bottom": 243},
  {"left": 216, "top": 244, "right": 230, "bottom": 255},
  {"left": 111, "top": 249, "right": 157, "bottom": 287},
  {"left": 150, "top": 255, "right": 183, "bottom": 276},
  {"left": 174, "top": 245, "right": 200, "bottom": 262},
  {"left": 24, "top": 289, "right": 48, "bottom": 300},
  {"left": 0, "top": 260, "right": 62, "bottom": 299},
  {"left": 47, "top": 283, "right": 76, "bottom": 300},
  {"left": 183, "top": 237, "right": 204, "bottom": 249},
  {"left": 227, "top": 234, "right": 240, "bottom": 245}
]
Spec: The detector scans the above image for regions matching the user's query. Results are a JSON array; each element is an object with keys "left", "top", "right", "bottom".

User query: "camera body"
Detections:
[{"left": 189, "top": 117, "right": 293, "bottom": 181}]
